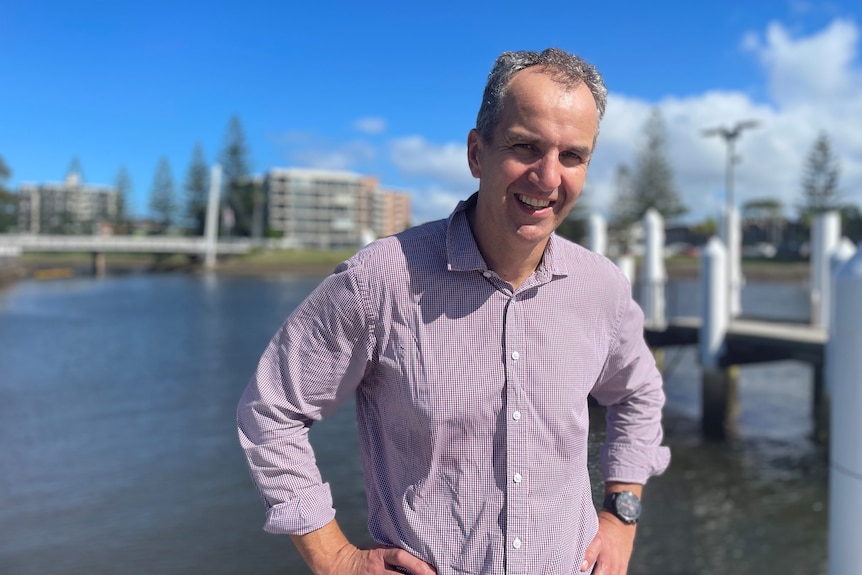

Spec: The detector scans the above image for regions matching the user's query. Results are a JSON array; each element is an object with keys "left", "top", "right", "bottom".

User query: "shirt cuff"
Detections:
[
  {"left": 600, "top": 443, "right": 671, "bottom": 484},
  {"left": 262, "top": 482, "right": 336, "bottom": 536}
]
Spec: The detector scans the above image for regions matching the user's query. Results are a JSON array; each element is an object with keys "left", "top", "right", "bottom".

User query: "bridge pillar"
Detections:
[
  {"left": 699, "top": 236, "right": 738, "bottom": 439},
  {"left": 204, "top": 164, "right": 221, "bottom": 269},
  {"left": 204, "top": 164, "right": 223, "bottom": 269},
  {"left": 92, "top": 252, "right": 106, "bottom": 277}
]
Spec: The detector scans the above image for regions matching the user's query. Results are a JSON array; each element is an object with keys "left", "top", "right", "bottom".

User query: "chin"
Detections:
[{"left": 515, "top": 226, "right": 554, "bottom": 245}]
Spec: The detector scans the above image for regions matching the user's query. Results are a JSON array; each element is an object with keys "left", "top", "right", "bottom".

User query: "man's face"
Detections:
[{"left": 467, "top": 67, "right": 598, "bottom": 251}]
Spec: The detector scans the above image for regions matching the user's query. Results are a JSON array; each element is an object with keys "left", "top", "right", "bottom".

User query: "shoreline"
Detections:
[{"left": 2, "top": 254, "right": 812, "bottom": 285}]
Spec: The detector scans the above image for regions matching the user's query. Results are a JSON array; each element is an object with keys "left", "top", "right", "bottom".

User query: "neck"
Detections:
[{"left": 467, "top": 205, "right": 547, "bottom": 289}]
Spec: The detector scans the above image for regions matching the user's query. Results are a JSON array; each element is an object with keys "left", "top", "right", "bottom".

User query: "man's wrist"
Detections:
[{"left": 601, "top": 490, "right": 641, "bottom": 524}]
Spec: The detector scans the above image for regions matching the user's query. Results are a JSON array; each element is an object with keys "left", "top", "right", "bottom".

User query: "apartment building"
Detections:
[
  {"left": 264, "top": 168, "right": 411, "bottom": 248},
  {"left": 17, "top": 170, "right": 119, "bottom": 234}
]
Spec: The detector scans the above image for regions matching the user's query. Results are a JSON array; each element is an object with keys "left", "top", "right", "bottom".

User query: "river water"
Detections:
[{"left": 0, "top": 272, "right": 826, "bottom": 574}]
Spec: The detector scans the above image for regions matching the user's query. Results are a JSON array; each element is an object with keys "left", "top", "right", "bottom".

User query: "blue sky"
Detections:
[{"left": 2, "top": 0, "right": 861, "bottom": 224}]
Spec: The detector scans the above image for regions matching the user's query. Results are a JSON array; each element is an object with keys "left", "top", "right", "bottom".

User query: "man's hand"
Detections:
[
  {"left": 291, "top": 519, "right": 437, "bottom": 575},
  {"left": 581, "top": 482, "right": 641, "bottom": 575},
  {"left": 330, "top": 544, "right": 438, "bottom": 575},
  {"left": 580, "top": 512, "right": 636, "bottom": 575}
]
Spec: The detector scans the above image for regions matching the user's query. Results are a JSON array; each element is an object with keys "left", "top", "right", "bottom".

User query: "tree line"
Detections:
[
  {"left": 145, "top": 115, "right": 258, "bottom": 236},
  {"left": 557, "top": 109, "right": 855, "bottom": 248},
  {"left": 0, "top": 113, "right": 855, "bottom": 240},
  {"left": 0, "top": 115, "right": 257, "bottom": 237}
]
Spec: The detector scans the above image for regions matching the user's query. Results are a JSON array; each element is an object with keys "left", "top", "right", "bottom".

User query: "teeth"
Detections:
[{"left": 517, "top": 195, "right": 551, "bottom": 208}]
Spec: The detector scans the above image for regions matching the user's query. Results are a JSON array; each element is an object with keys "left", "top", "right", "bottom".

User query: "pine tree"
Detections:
[
  {"left": 114, "top": 166, "right": 132, "bottom": 229},
  {"left": 219, "top": 116, "right": 254, "bottom": 236},
  {"left": 184, "top": 144, "right": 209, "bottom": 236},
  {"left": 0, "top": 156, "right": 15, "bottom": 233},
  {"left": 67, "top": 157, "right": 84, "bottom": 184},
  {"left": 799, "top": 132, "right": 841, "bottom": 221},
  {"left": 610, "top": 164, "right": 638, "bottom": 252},
  {"left": 630, "top": 109, "right": 687, "bottom": 222},
  {"left": 149, "top": 157, "right": 178, "bottom": 232}
]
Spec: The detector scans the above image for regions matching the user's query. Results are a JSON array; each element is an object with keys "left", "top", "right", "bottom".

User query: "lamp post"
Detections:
[
  {"left": 702, "top": 120, "right": 760, "bottom": 212},
  {"left": 702, "top": 120, "right": 760, "bottom": 319}
]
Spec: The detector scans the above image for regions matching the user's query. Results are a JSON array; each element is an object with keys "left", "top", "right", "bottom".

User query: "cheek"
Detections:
[{"left": 563, "top": 175, "right": 585, "bottom": 201}]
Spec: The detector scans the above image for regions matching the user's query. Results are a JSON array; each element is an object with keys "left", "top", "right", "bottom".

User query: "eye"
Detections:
[{"left": 560, "top": 151, "right": 584, "bottom": 166}]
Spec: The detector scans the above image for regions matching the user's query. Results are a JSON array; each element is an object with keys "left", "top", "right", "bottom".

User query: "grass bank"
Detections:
[
  {"left": 10, "top": 250, "right": 811, "bottom": 283},
  {"left": 664, "top": 256, "right": 810, "bottom": 282},
  {"left": 215, "top": 248, "right": 359, "bottom": 277}
]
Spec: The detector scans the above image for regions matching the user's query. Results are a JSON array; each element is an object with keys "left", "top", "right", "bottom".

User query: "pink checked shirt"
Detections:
[{"left": 238, "top": 195, "right": 670, "bottom": 575}]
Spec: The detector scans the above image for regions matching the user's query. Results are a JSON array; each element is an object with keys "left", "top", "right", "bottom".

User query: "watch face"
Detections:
[{"left": 615, "top": 492, "right": 641, "bottom": 522}]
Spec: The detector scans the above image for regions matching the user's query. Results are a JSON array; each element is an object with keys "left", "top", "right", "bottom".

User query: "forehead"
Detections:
[{"left": 497, "top": 68, "right": 598, "bottom": 138}]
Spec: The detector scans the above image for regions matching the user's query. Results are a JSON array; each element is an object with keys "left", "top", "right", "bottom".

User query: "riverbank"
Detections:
[
  {"left": 4, "top": 251, "right": 812, "bottom": 284},
  {"left": 214, "top": 253, "right": 812, "bottom": 283}
]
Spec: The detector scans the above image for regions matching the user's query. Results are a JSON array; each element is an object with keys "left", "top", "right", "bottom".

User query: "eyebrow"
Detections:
[{"left": 504, "top": 129, "right": 593, "bottom": 158}]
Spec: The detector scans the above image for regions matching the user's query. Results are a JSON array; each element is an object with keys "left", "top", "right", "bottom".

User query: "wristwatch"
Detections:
[{"left": 602, "top": 491, "right": 641, "bottom": 524}]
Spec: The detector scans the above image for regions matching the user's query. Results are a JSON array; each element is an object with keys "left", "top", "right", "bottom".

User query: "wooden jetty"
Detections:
[
  {"left": 645, "top": 317, "right": 826, "bottom": 366},
  {"left": 645, "top": 317, "right": 828, "bottom": 439}
]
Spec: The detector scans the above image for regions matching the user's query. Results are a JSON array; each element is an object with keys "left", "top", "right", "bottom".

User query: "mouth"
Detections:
[{"left": 516, "top": 194, "right": 553, "bottom": 209}]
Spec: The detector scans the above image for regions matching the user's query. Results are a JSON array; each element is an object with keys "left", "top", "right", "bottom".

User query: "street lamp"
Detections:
[
  {"left": 702, "top": 120, "right": 760, "bottom": 320},
  {"left": 701, "top": 120, "right": 760, "bottom": 211}
]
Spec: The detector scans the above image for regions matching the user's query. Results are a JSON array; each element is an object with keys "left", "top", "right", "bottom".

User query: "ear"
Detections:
[{"left": 467, "top": 129, "right": 483, "bottom": 179}]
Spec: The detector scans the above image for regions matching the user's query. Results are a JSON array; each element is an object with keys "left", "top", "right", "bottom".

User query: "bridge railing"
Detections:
[{"left": 0, "top": 234, "right": 253, "bottom": 255}]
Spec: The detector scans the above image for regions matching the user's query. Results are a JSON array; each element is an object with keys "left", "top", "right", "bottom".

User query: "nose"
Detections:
[{"left": 529, "top": 153, "right": 562, "bottom": 192}]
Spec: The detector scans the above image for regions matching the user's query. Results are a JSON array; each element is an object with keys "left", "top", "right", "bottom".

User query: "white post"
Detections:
[
  {"left": 204, "top": 164, "right": 222, "bottom": 269},
  {"left": 823, "top": 237, "right": 856, "bottom": 400},
  {"left": 587, "top": 213, "right": 607, "bottom": 256},
  {"left": 699, "top": 236, "right": 737, "bottom": 438},
  {"left": 615, "top": 254, "right": 635, "bottom": 288},
  {"left": 827, "top": 238, "right": 856, "bottom": 337},
  {"left": 700, "top": 237, "right": 727, "bottom": 370},
  {"left": 811, "top": 211, "right": 841, "bottom": 328},
  {"left": 640, "top": 209, "right": 666, "bottom": 328},
  {"left": 827, "top": 248, "right": 862, "bottom": 575},
  {"left": 720, "top": 206, "right": 744, "bottom": 318}
]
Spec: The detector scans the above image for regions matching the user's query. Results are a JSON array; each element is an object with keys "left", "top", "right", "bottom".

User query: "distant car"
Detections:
[
  {"left": 664, "top": 242, "right": 693, "bottom": 257},
  {"left": 742, "top": 242, "right": 777, "bottom": 259}
]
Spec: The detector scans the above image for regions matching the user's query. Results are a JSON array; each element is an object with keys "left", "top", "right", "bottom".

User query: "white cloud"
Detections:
[
  {"left": 744, "top": 19, "right": 860, "bottom": 106},
  {"left": 408, "top": 186, "right": 463, "bottom": 225},
  {"left": 578, "top": 19, "right": 862, "bottom": 225},
  {"left": 354, "top": 117, "right": 387, "bottom": 135},
  {"left": 387, "top": 137, "right": 476, "bottom": 222},
  {"left": 272, "top": 131, "right": 376, "bottom": 171},
  {"left": 390, "top": 136, "right": 475, "bottom": 191},
  {"left": 293, "top": 142, "right": 375, "bottom": 171},
  {"left": 272, "top": 20, "right": 861, "bottom": 231}
]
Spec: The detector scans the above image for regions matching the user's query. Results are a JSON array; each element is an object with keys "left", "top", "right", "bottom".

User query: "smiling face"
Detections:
[{"left": 467, "top": 67, "right": 599, "bottom": 265}]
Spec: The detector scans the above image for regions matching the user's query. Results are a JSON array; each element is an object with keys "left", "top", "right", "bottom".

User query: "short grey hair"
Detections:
[{"left": 475, "top": 48, "right": 608, "bottom": 143}]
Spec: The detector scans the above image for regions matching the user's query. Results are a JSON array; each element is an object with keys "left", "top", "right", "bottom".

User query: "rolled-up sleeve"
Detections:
[
  {"left": 591, "top": 289, "right": 671, "bottom": 484},
  {"left": 237, "top": 261, "right": 372, "bottom": 535}
]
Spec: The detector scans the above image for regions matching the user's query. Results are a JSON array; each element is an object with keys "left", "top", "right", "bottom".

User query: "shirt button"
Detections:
[
  {"left": 482, "top": 271, "right": 492, "bottom": 278},
  {"left": 512, "top": 537, "right": 522, "bottom": 549},
  {"left": 511, "top": 351, "right": 520, "bottom": 360},
  {"left": 513, "top": 473, "right": 522, "bottom": 483},
  {"left": 512, "top": 410, "right": 521, "bottom": 421}
]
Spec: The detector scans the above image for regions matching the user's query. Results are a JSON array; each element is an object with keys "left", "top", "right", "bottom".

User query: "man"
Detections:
[{"left": 238, "top": 48, "right": 670, "bottom": 575}]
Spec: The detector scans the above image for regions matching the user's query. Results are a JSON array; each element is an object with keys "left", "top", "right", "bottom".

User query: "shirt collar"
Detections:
[{"left": 444, "top": 192, "right": 570, "bottom": 281}]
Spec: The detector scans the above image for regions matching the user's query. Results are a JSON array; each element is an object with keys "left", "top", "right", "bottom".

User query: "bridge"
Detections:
[
  {"left": 0, "top": 234, "right": 255, "bottom": 275},
  {"left": 0, "top": 234, "right": 253, "bottom": 255}
]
